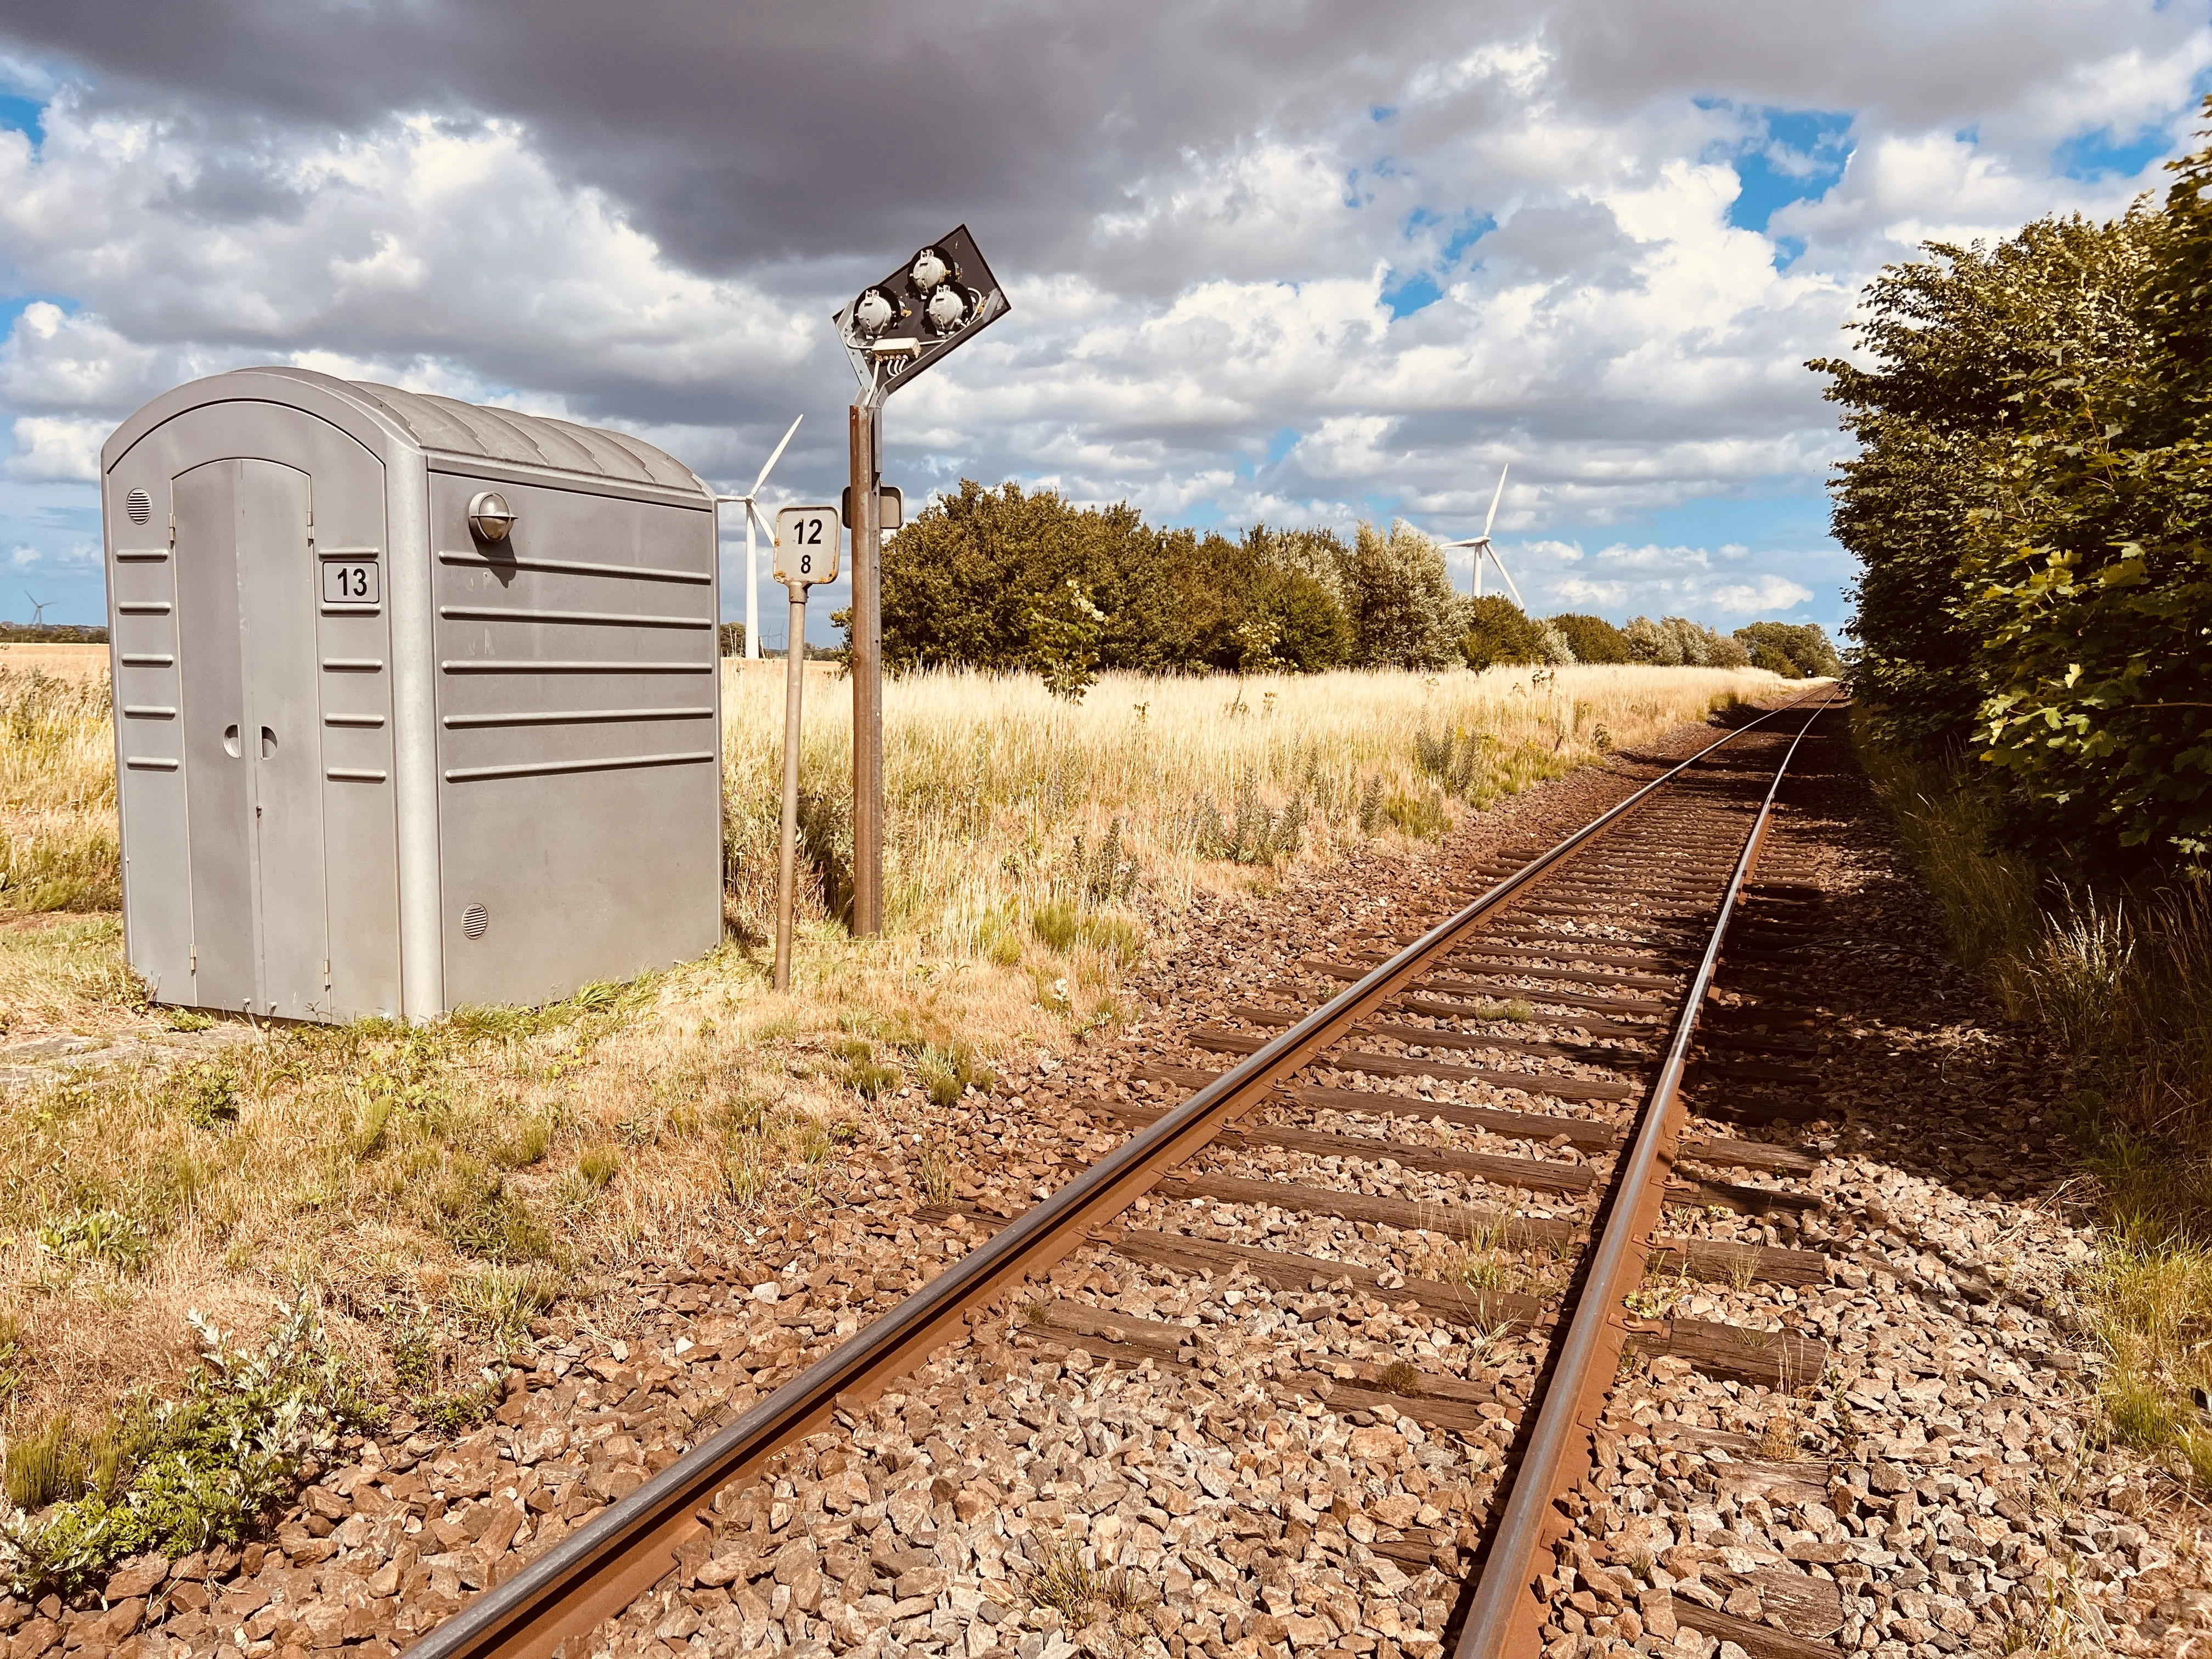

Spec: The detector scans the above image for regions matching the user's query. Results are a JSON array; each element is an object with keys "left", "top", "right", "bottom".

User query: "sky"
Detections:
[{"left": 1, "top": 3, "right": 2207, "bottom": 644}]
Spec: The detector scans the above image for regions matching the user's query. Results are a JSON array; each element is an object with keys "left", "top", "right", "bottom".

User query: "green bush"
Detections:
[
  {"left": 1814, "top": 165, "right": 2209, "bottom": 867},
  {"left": 1548, "top": 613, "right": 1630, "bottom": 664},
  {"left": 877, "top": 486, "right": 1359, "bottom": 677},
  {"left": 1622, "top": 616, "right": 1749, "bottom": 668},
  {"left": 1458, "top": 596, "right": 1545, "bottom": 670},
  {"left": 1734, "top": 621, "right": 1842, "bottom": 679}
]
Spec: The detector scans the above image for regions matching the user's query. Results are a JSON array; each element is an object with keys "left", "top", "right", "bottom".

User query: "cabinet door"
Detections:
[{"left": 172, "top": 458, "right": 329, "bottom": 1017}]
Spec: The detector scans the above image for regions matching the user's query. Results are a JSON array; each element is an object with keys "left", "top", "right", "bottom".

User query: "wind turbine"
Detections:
[
  {"left": 714, "top": 414, "right": 804, "bottom": 661},
  {"left": 22, "top": 591, "right": 51, "bottom": 627},
  {"left": 1443, "top": 465, "right": 1526, "bottom": 609}
]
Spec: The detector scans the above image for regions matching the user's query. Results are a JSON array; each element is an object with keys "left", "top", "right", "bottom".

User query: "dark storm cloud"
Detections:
[
  {"left": 2, "top": 0, "right": 2206, "bottom": 631},
  {"left": 2, "top": 1, "right": 1455, "bottom": 272}
]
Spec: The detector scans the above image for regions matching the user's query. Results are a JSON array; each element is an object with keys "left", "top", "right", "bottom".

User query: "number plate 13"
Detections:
[
  {"left": 774, "top": 506, "right": 842, "bottom": 587},
  {"left": 321, "top": 560, "right": 380, "bottom": 605}
]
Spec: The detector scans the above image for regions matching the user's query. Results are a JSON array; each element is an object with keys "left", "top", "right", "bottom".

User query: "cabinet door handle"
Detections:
[{"left": 260, "top": 726, "right": 278, "bottom": 758}]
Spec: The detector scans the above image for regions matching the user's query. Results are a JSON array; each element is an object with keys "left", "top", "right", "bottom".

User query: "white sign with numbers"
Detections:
[
  {"left": 321, "top": 558, "right": 379, "bottom": 606},
  {"left": 774, "top": 506, "right": 841, "bottom": 586}
]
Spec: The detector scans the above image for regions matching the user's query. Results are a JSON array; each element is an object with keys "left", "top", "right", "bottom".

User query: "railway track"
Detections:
[{"left": 407, "top": 690, "right": 1848, "bottom": 1659}]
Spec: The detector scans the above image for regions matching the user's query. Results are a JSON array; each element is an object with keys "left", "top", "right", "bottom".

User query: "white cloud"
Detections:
[
  {"left": 1510, "top": 539, "right": 1827, "bottom": 619},
  {"left": 0, "top": 105, "right": 816, "bottom": 404},
  {"left": 8, "top": 537, "right": 98, "bottom": 572},
  {"left": 1709, "top": 574, "right": 1818, "bottom": 612},
  {"left": 0, "top": 2, "right": 2205, "bottom": 628},
  {"left": 5, "top": 414, "right": 104, "bottom": 481}
]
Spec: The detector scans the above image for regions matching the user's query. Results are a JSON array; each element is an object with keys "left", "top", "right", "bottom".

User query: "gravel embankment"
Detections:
[{"left": 19, "top": 708, "right": 2197, "bottom": 1659}]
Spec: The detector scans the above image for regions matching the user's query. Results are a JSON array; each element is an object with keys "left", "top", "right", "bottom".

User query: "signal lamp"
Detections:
[
  {"left": 923, "top": 284, "right": 972, "bottom": 333},
  {"left": 909, "top": 246, "right": 953, "bottom": 291},
  {"left": 851, "top": 286, "right": 900, "bottom": 337}
]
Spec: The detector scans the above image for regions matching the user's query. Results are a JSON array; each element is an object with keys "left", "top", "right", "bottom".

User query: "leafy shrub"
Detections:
[
  {"left": 37, "top": 1207, "right": 153, "bottom": 1275},
  {"left": 1458, "top": 595, "right": 1546, "bottom": 670},
  {"left": 1622, "top": 615, "right": 1750, "bottom": 668},
  {"left": 877, "top": 482, "right": 1358, "bottom": 676},
  {"left": 0, "top": 1302, "right": 374, "bottom": 1597},
  {"left": 1734, "top": 621, "right": 1842, "bottom": 679},
  {"left": 1814, "top": 167, "right": 2210, "bottom": 867},
  {"left": 1549, "top": 613, "right": 1632, "bottom": 664},
  {"left": 173, "top": 1062, "right": 239, "bottom": 1130},
  {"left": 1029, "top": 579, "right": 1105, "bottom": 703},
  {"left": 1535, "top": 622, "right": 1578, "bottom": 665},
  {"left": 1340, "top": 522, "right": 1462, "bottom": 669}
]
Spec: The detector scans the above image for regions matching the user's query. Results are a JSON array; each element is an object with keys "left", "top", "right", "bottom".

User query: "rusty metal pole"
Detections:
[
  {"left": 848, "top": 391, "right": 883, "bottom": 935},
  {"left": 772, "top": 580, "right": 808, "bottom": 992}
]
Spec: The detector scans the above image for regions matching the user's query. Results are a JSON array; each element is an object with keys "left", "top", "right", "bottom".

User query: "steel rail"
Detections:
[
  {"left": 1451, "top": 693, "right": 1837, "bottom": 1659},
  {"left": 402, "top": 691, "right": 1826, "bottom": 1659}
]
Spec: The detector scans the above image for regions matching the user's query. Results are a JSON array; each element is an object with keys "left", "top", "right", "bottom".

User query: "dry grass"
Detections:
[
  {"left": 0, "top": 645, "right": 107, "bottom": 682},
  {"left": 720, "top": 662, "right": 1781, "bottom": 961},
  {"left": 0, "top": 670, "right": 119, "bottom": 923},
  {"left": 0, "top": 658, "right": 1781, "bottom": 1452}
]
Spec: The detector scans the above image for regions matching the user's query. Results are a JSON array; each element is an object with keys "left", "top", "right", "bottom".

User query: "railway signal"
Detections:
[{"left": 832, "top": 224, "right": 1010, "bottom": 934}]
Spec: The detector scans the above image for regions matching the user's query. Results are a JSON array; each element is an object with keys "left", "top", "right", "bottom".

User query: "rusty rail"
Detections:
[
  {"left": 1451, "top": 693, "right": 1836, "bottom": 1659},
  {"left": 402, "top": 691, "right": 1826, "bottom": 1659}
]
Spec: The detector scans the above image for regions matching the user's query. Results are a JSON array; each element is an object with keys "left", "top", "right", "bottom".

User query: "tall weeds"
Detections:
[
  {"left": 1858, "top": 722, "right": 2212, "bottom": 1483},
  {"left": 0, "top": 670, "right": 119, "bottom": 913},
  {"left": 719, "top": 663, "right": 1770, "bottom": 956}
]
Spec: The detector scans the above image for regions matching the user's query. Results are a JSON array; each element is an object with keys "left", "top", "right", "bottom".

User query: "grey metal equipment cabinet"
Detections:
[{"left": 100, "top": 368, "right": 724, "bottom": 1024}]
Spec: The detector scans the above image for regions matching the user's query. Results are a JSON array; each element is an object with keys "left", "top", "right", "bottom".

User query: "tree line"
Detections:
[
  {"left": 867, "top": 478, "right": 1837, "bottom": 692},
  {"left": 1818, "top": 104, "right": 2212, "bottom": 873}
]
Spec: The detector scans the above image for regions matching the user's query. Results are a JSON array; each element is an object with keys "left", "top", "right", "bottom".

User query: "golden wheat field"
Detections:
[{"left": 0, "top": 657, "right": 1783, "bottom": 1441}]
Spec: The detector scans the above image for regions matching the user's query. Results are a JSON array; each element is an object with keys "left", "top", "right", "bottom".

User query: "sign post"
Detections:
[
  {"left": 771, "top": 504, "right": 840, "bottom": 992},
  {"left": 832, "top": 225, "right": 1009, "bottom": 934}
]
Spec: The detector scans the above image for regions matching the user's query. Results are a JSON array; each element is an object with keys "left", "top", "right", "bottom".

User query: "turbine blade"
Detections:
[
  {"left": 1491, "top": 548, "right": 1526, "bottom": 610},
  {"left": 748, "top": 413, "right": 805, "bottom": 498},
  {"left": 1482, "top": 464, "right": 1509, "bottom": 539},
  {"left": 746, "top": 500, "right": 775, "bottom": 543}
]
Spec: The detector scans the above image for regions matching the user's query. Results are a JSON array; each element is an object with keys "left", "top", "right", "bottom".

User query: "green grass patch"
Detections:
[{"left": 0, "top": 1302, "right": 374, "bottom": 1597}]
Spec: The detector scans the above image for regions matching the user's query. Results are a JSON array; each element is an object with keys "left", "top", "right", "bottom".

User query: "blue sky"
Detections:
[{"left": 2, "top": 5, "right": 2207, "bottom": 644}]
